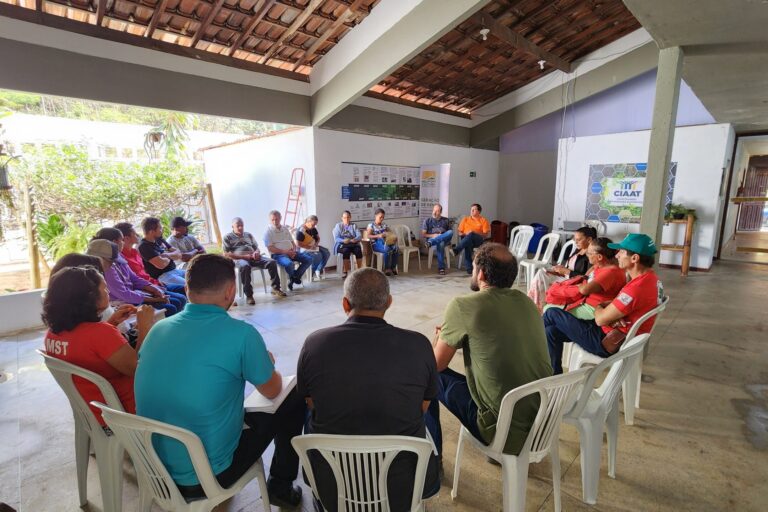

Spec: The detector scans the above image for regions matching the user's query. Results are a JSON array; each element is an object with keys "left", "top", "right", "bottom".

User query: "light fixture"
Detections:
[
  {"left": 538, "top": 59, "right": 546, "bottom": 70},
  {"left": 479, "top": 28, "right": 489, "bottom": 41}
]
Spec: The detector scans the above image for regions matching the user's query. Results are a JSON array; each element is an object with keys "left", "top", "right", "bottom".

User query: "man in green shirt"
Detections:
[{"left": 425, "top": 243, "right": 552, "bottom": 456}]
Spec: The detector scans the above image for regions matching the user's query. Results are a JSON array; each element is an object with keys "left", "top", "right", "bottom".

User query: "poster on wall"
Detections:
[
  {"left": 341, "top": 162, "right": 421, "bottom": 221},
  {"left": 419, "top": 163, "right": 451, "bottom": 228},
  {"left": 584, "top": 162, "right": 677, "bottom": 223}
]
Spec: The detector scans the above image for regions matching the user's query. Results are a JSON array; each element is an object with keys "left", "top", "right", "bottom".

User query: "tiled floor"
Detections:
[{"left": 1, "top": 260, "right": 767, "bottom": 511}]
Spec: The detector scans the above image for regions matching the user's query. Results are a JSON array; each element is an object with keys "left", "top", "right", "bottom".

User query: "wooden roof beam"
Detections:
[
  {"left": 475, "top": 11, "right": 572, "bottom": 73},
  {"left": 190, "top": 0, "right": 226, "bottom": 48},
  {"left": 291, "top": 0, "right": 365, "bottom": 71},
  {"left": 228, "top": 0, "right": 278, "bottom": 56},
  {"left": 145, "top": 0, "right": 171, "bottom": 38},
  {"left": 95, "top": 0, "right": 107, "bottom": 26},
  {"left": 259, "top": 0, "right": 323, "bottom": 65}
]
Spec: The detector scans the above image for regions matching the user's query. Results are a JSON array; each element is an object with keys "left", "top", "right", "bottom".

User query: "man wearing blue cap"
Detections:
[{"left": 543, "top": 233, "right": 664, "bottom": 373}]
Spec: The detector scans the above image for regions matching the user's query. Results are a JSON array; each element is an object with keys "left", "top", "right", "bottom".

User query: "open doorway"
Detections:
[{"left": 719, "top": 134, "right": 768, "bottom": 264}]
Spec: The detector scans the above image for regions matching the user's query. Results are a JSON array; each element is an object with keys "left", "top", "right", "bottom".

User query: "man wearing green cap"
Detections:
[{"left": 543, "top": 233, "right": 664, "bottom": 373}]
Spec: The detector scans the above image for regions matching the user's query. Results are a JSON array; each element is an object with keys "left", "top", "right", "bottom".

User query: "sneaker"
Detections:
[
  {"left": 315, "top": 270, "right": 323, "bottom": 280},
  {"left": 271, "top": 288, "right": 287, "bottom": 298},
  {"left": 384, "top": 270, "right": 393, "bottom": 276},
  {"left": 391, "top": 268, "right": 398, "bottom": 276},
  {"left": 424, "top": 239, "right": 432, "bottom": 248},
  {"left": 452, "top": 247, "right": 460, "bottom": 257},
  {"left": 438, "top": 268, "right": 446, "bottom": 275},
  {"left": 246, "top": 296, "right": 256, "bottom": 305},
  {"left": 342, "top": 272, "right": 348, "bottom": 279},
  {"left": 288, "top": 281, "right": 294, "bottom": 291},
  {"left": 293, "top": 277, "right": 302, "bottom": 286},
  {"left": 267, "top": 477, "right": 302, "bottom": 508}
]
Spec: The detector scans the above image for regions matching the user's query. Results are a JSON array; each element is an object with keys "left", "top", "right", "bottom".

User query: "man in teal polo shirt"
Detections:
[{"left": 135, "top": 254, "right": 304, "bottom": 507}]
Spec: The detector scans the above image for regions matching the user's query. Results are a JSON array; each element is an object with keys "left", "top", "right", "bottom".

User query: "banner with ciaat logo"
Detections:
[{"left": 584, "top": 162, "right": 677, "bottom": 224}]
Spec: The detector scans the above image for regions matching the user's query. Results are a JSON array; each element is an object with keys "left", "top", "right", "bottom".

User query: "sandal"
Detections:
[{"left": 342, "top": 272, "right": 348, "bottom": 279}]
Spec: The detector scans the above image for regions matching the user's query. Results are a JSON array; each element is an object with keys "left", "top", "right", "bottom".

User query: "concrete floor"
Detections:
[{"left": 1, "top": 260, "right": 767, "bottom": 511}]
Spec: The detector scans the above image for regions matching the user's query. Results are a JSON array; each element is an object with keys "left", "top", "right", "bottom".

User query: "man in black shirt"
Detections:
[
  {"left": 297, "top": 268, "right": 440, "bottom": 511},
  {"left": 138, "top": 217, "right": 186, "bottom": 287}
]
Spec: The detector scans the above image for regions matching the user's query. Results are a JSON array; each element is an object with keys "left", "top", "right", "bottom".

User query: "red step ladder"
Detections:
[{"left": 284, "top": 168, "right": 304, "bottom": 229}]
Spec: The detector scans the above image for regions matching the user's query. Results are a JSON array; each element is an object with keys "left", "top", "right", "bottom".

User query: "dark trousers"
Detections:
[
  {"left": 543, "top": 307, "right": 610, "bottom": 374},
  {"left": 425, "top": 368, "right": 486, "bottom": 456},
  {"left": 237, "top": 258, "right": 280, "bottom": 296},
  {"left": 304, "top": 413, "right": 440, "bottom": 512},
  {"left": 337, "top": 244, "right": 362, "bottom": 260},
  {"left": 177, "top": 389, "right": 305, "bottom": 499},
  {"left": 150, "top": 290, "right": 187, "bottom": 316},
  {"left": 455, "top": 233, "right": 485, "bottom": 272}
]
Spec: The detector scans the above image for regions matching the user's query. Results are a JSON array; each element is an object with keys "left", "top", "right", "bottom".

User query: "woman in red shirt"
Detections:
[{"left": 43, "top": 265, "right": 154, "bottom": 425}]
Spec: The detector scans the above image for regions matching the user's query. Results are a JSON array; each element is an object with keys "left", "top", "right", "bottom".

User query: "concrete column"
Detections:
[{"left": 640, "top": 46, "right": 683, "bottom": 243}]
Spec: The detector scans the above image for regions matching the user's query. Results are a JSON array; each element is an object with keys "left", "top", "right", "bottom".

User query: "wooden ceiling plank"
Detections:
[
  {"left": 228, "top": 0, "right": 278, "bottom": 56},
  {"left": 259, "top": 0, "right": 323, "bottom": 64},
  {"left": 385, "top": 0, "right": 526, "bottom": 97},
  {"left": 363, "top": 91, "right": 471, "bottom": 119},
  {"left": 476, "top": 11, "right": 572, "bottom": 73},
  {"left": 95, "top": 0, "right": 107, "bottom": 26},
  {"left": 145, "top": 0, "right": 171, "bottom": 38},
  {"left": 291, "top": 0, "right": 365, "bottom": 71},
  {"left": 190, "top": 0, "right": 227, "bottom": 47}
]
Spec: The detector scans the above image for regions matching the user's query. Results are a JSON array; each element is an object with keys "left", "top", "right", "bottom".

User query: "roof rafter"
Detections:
[
  {"left": 291, "top": 0, "right": 366, "bottom": 71},
  {"left": 145, "top": 0, "right": 171, "bottom": 38},
  {"left": 475, "top": 11, "right": 572, "bottom": 73},
  {"left": 259, "top": 0, "right": 324, "bottom": 64},
  {"left": 228, "top": 0, "right": 278, "bottom": 56},
  {"left": 190, "top": 0, "right": 227, "bottom": 48}
]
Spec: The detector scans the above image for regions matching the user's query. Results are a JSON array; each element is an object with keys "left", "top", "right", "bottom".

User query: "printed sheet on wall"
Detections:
[
  {"left": 340, "top": 162, "right": 421, "bottom": 221},
  {"left": 584, "top": 162, "right": 677, "bottom": 223}
]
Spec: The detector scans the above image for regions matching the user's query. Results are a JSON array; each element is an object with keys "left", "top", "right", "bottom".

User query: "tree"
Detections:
[{"left": 14, "top": 144, "right": 204, "bottom": 223}]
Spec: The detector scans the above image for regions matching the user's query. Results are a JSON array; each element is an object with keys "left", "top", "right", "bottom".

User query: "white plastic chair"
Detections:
[
  {"left": 37, "top": 350, "right": 126, "bottom": 512},
  {"left": 92, "top": 403, "right": 270, "bottom": 512},
  {"left": 292, "top": 434, "right": 434, "bottom": 512},
  {"left": 563, "top": 334, "right": 650, "bottom": 504},
  {"left": 394, "top": 224, "right": 421, "bottom": 273},
  {"left": 519, "top": 233, "right": 560, "bottom": 289},
  {"left": 567, "top": 296, "right": 669, "bottom": 425},
  {"left": 452, "top": 368, "right": 590, "bottom": 512},
  {"left": 234, "top": 266, "right": 268, "bottom": 301},
  {"left": 556, "top": 239, "right": 577, "bottom": 266},
  {"left": 335, "top": 252, "right": 358, "bottom": 277},
  {"left": 427, "top": 244, "right": 452, "bottom": 270},
  {"left": 508, "top": 226, "right": 534, "bottom": 261}
]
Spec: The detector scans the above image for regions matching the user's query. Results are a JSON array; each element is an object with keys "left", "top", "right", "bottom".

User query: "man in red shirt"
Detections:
[{"left": 543, "top": 233, "right": 663, "bottom": 374}]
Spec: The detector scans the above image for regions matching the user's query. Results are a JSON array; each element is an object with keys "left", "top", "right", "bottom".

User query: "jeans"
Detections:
[
  {"left": 177, "top": 389, "right": 306, "bottom": 499},
  {"left": 425, "top": 230, "right": 454, "bottom": 270},
  {"left": 235, "top": 257, "right": 280, "bottom": 296},
  {"left": 372, "top": 239, "right": 399, "bottom": 270},
  {"left": 164, "top": 283, "right": 186, "bottom": 296},
  {"left": 425, "top": 368, "right": 486, "bottom": 457},
  {"left": 158, "top": 268, "right": 186, "bottom": 287},
  {"left": 272, "top": 252, "right": 314, "bottom": 282},
  {"left": 455, "top": 232, "right": 485, "bottom": 272},
  {"left": 543, "top": 307, "right": 610, "bottom": 374},
  {"left": 150, "top": 290, "right": 187, "bottom": 316},
  {"left": 306, "top": 246, "right": 330, "bottom": 273}
]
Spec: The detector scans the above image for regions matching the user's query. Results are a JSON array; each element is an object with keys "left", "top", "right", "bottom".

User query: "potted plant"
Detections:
[{"left": 666, "top": 203, "right": 688, "bottom": 220}]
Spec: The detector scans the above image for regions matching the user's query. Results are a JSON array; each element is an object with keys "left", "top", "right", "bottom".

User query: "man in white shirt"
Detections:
[{"left": 264, "top": 210, "right": 313, "bottom": 291}]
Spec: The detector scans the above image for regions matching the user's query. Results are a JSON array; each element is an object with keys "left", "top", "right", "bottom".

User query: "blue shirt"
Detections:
[
  {"left": 422, "top": 216, "right": 450, "bottom": 234},
  {"left": 134, "top": 303, "right": 274, "bottom": 485}
]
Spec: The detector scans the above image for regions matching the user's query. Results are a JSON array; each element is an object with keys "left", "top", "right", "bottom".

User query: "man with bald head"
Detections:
[
  {"left": 223, "top": 217, "right": 285, "bottom": 303},
  {"left": 426, "top": 243, "right": 552, "bottom": 458},
  {"left": 297, "top": 267, "right": 440, "bottom": 511}
]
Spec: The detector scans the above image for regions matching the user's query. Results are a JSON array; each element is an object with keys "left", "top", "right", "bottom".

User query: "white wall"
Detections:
[
  {"left": 313, "top": 128, "right": 499, "bottom": 249},
  {"left": 497, "top": 151, "right": 558, "bottom": 225},
  {"left": 554, "top": 124, "right": 734, "bottom": 270},
  {"left": 0, "top": 290, "right": 44, "bottom": 335},
  {"left": 203, "top": 128, "right": 316, "bottom": 243}
]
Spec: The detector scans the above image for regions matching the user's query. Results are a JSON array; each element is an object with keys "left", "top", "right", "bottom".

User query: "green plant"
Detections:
[
  {"left": 666, "top": 203, "right": 688, "bottom": 219},
  {"left": 45, "top": 216, "right": 100, "bottom": 260},
  {"left": 35, "top": 213, "right": 66, "bottom": 258}
]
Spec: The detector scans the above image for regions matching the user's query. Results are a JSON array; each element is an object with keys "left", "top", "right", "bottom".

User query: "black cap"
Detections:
[{"left": 171, "top": 216, "right": 193, "bottom": 228}]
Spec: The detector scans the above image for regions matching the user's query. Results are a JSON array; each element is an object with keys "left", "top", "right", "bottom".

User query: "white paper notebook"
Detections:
[{"left": 244, "top": 375, "right": 297, "bottom": 413}]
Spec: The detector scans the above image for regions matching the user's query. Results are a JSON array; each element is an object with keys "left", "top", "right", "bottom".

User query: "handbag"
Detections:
[
  {"left": 601, "top": 328, "right": 627, "bottom": 354},
  {"left": 545, "top": 275, "right": 587, "bottom": 310}
]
